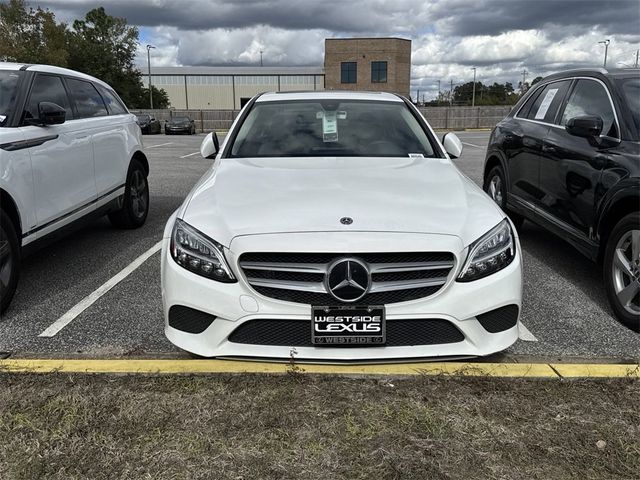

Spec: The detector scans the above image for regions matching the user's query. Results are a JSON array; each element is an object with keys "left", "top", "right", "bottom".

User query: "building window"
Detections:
[
  {"left": 371, "top": 61, "right": 387, "bottom": 83},
  {"left": 341, "top": 62, "right": 357, "bottom": 84}
]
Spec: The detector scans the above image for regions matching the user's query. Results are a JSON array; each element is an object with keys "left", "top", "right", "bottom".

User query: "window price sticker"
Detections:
[{"left": 534, "top": 88, "right": 558, "bottom": 120}]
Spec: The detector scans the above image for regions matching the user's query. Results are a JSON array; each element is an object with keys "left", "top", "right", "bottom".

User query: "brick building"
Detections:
[{"left": 324, "top": 38, "right": 411, "bottom": 97}]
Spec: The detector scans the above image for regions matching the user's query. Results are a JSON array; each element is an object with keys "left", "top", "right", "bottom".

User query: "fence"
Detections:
[{"left": 131, "top": 105, "right": 514, "bottom": 133}]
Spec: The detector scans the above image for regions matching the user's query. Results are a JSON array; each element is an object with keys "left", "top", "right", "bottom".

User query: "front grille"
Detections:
[
  {"left": 239, "top": 252, "right": 455, "bottom": 306},
  {"left": 228, "top": 319, "right": 464, "bottom": 347},
  {"left": 476, "top": 305, "right": 519, "bottom": 333}
]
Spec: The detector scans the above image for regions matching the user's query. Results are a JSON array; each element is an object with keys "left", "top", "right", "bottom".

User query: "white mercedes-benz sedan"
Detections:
[{"left": 161, "top": 91, "right": 522, "bottom": 361}]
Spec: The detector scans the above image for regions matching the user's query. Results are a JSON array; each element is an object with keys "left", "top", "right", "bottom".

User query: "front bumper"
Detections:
[
  {"left": 161, "top": 232, "right": 522, "bottom": 361},
  {"left": 165, "top": 126, "right": 190, "bottom": 133}
]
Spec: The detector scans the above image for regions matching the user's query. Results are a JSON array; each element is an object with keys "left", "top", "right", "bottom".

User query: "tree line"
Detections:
[
  {"left": 422, "top": 77, "right": 544, "bottom": 106},
  {"left": 0, "top": 0, "right": 169, "bottom": 109}
]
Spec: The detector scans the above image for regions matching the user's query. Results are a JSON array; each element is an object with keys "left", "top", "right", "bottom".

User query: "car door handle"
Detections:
[{"left": 542, "top": 144, "right": 557, "bottom": 154}]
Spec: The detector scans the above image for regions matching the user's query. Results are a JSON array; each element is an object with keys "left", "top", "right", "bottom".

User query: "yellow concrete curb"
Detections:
[{"left": 0, "top": 359, "right": 638, "bottom": 378}]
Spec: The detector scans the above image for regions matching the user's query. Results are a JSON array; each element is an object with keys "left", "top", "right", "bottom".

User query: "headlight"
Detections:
[
  {"left": 457, "top": 219, "right": 515, "bottom": 282},
  {"left": 170, "top": 219, "right": 236, "bottom": 283}
]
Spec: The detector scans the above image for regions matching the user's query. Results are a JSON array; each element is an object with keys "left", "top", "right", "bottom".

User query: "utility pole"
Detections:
[
  {"left": 260, "top": 50, "right": 264, "bottom": 67},
  {"left": 450, "top": 79, "right": 453, "bottom": 106},
  {"left": 635, "top": 49, "right": 639, "bottom": 68},
  {"left": 598, "top": 39, "right": 610, "bottom": 68},
  {"left": 146, "top": 44, "right": 156, "bottom": 109},
  {"left": 436, "top": 80, "right": 441, "bottom": 104},
  {"left": 471, "top": 67, "right": 477, "bottom": 107},
  {"left": 521, "top": 69, "right": 527, "bottom": 94}
]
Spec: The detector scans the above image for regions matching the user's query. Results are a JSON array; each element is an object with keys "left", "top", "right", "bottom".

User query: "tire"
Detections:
[
  {"left": 0, "top": 210, "right": 20, "bottom": 314},
  {"left": 108, "top": 159, "right": 149, "bottom": 229},
  {"left": 603, "top": 213, "right": 640, "bottom": 332},
  {"left": 483, "top": 166, "right": 524, "bottom": 230}
]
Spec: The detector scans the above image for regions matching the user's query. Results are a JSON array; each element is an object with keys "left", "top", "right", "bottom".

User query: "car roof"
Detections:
[
  {"left": 0, "top": 61, "right": 114, "bottom": 90},
  {"left": 541, "top": 67, "right": 640, "bottom": 83},
  {"left": 256, "top": 90, "right": 404, "bottom": 103}
]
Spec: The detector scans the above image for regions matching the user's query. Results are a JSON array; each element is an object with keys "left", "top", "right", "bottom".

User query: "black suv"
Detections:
[{"left": 483, "top": 68, "right": 639, "bottom": 330}]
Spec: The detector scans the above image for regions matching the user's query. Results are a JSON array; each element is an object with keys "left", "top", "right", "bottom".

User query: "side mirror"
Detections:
[
  {"left": 566, "top": 115, "right": 603, "bottom": 138},
  {"left": 442, "top": 132, "right": 463, "bottom": 159},
  {"left": 38, "top": 102, "right": 66, "bottom": 125},
  {"left": 200, "top": 131, "right": 220, "bottom": 159}
]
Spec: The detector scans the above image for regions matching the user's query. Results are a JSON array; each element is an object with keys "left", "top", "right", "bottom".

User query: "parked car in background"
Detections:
[
  {"left": 0, "top": 62, "right": 150, "bottom": 313},
  {"left": 483, "top": 68, "right": 639, "bottom": 331},
  {"left": 165, "top": 116, "right": 196, "bottom": 135},
  {"left": 136, "top": 114, "right": 161, "bottom": 134},
  {"left": 161, "top": 91, "right": 523, "bottom": 360}
]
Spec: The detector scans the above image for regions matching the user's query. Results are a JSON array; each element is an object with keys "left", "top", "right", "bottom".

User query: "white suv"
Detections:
[
  {"left": 161, "top": 91, "right": 523, "bottom": 361},
  {"left": 0, "top": 63, "right": 149, "bottom": 312}
]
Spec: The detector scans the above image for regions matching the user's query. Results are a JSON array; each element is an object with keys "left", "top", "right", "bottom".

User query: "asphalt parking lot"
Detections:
[{"left": 1, "top": 131, "right": 639, "bottom": 361}]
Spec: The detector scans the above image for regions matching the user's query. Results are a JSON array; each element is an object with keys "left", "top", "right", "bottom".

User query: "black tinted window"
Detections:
[
  {"left": 66, "top": 78, "right": 108, "bottom": 118},
  {"left": 24, "top": 74, "right": 73, "bottom": 122},
  {"left": 561, "top": 79, "right": 618, "bottom": 137},
  {"left": 0, "top": 71, "right": 23, "bottom": 126},
  {"left": 525, "top": 80, "right": 570, "bottom": 123},
  {"left": 371, "top": 61, "right": 387, "bottom": 83},
  {"left": 230, "top": 100, "right": 435, "bottom": 158},
  {"left": 97, "top": 85, "right": 127, "bottom": 115},
  {"left": 341, "top": 62, "right": 357, "bottom": 84},
  {"left": 616, "top": 76, "right": 640, "bottom": 134},
  {"left": 517, "top": 86, "right": 543, "bottom": 118}
]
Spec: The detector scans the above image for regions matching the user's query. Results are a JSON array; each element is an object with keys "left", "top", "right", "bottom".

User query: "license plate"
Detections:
[{"left": 312, "top": 306, "right": 385, "bottom": 346}]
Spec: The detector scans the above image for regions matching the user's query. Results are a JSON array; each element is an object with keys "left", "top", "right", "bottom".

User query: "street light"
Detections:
[
  {"left": 598, "top": 39, "right": 610, "bottom": 68},
  {"left": 146, "top": 44, "right": 156, "bottom": 109},
  {"left": 471, "top": 67, "right": 477, "bottom": 107}
]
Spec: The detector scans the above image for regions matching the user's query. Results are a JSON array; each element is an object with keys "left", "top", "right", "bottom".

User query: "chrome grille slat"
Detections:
[
  {"left": 240, "top": 261, "right": 327, "bottom": 273},
  {"left": 369, "top": 277, "right": 448, "bottom": 293},
  {"left": 369, "top": 261, "right": 454, "bottom": 273},
  {"left": 246, "top": 278, "right": 327, "bottom": 293},
  {"left": 239, "top": 252, "right": 455, "bottom": 305}
]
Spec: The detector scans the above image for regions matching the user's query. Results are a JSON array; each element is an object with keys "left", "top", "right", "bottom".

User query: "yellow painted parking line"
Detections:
[
  {"left": 0, "top": 359, "right": 637, "bottom": 378},
  {"left": 550, "top": 363, "right": 640, "bottom": 378}
]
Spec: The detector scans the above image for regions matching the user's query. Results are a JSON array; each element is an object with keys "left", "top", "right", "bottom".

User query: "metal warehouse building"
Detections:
[{"left": 140, "top": 66, "right": 325, "bottom": 110}]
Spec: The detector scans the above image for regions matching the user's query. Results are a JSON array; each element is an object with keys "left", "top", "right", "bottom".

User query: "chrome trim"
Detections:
[
  {"left": 369, "top": 277, "right": 448, "bottom": 293},
  {"left": 369, "top": 261, "right": 454, "bottom": 273},
  {"left": 240, "top": 261, "right": 326, "bottom": 273},
  {"left": 246, "top": 278, "right": 327, "bottom": 293}
]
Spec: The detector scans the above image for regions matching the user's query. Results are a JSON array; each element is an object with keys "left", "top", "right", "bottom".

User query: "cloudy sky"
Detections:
[{"left": 38, "top": 0, "right": 640, "bottom": 100}]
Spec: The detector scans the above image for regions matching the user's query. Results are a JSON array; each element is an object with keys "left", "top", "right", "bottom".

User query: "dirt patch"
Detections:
[{"left": 0, "top": 374, "right": 637, "bottom": 479}]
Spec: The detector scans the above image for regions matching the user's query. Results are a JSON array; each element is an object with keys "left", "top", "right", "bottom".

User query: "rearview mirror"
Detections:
[
  {"left": 38, "top": 102, "right": 66, "bottom": 125},
  {"left": 442, "top": 132, "right": 463, "bottom": 159},
  {"left": 566, "top": 115, "right": 603, "bottom": 138},
  {"left": 200, "top": 131, "right": 220, "bottom": 159}
]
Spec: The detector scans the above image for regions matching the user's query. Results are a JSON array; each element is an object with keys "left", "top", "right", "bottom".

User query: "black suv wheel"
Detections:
[
  {"left": 483, "top": 166, "right": 524, "bottom": 230},
  {"left": 0, "top": 210, "right": 20, "bottom": 314},
  {"left": 604, "top": 213, "right": 640, "bottom": 332},
  {"left": 108, "top": 159, "right": 149, "bottom": 229}
]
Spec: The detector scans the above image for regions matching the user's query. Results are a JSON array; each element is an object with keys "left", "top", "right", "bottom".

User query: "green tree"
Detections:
[
  {"left": 130, "top": 85, "right": 171, "bottom": 109},
  {"left": 0, "top": 0, "right": 68, "bottom": 66},
  {"left": 531, "top": 76, "right": 543, "bottom": 85},
  {"left": 67, "top": 7, "right": 142, "bottom": 106}
]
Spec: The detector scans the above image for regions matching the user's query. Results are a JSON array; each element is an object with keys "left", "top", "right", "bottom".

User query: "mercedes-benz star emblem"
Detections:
[
  {"left": 340, "top": 217, "right": 353, "bottom": 225},
  {"left": 326, "top": 258, "right": 370, "bottom": 302}
]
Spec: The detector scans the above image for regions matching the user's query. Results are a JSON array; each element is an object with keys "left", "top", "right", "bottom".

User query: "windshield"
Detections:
[
  {"left": 136, "top": 115, "right": 150, "bottom": 122},
  {"left": 230, "top": 100, "right": 436, "bottom": 158},
  {"left": 172, "top": 116, "right": 189, "bottom": 122},
  {"left": 617, "top": 76, "right": 640, "bottom": 135},
  {"left": 0, "top": 71, "right": 23, "bottom": 127}
]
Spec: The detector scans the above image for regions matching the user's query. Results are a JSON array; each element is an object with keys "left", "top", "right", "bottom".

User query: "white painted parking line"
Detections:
[
  {"left": 518, "top": 322, "right": 538, "bottom": 342},
  {"left": 461, "top": 141, "right": 483, "bottom": 148},
  {"left": 146, "top": 142, "right": 173, "bottom": 149},
  {"left": 179, "top": 152, "right": 200, "bottom": 158},
  {"left": 39, "top": 241, "right": 163, "bottom": 338}
]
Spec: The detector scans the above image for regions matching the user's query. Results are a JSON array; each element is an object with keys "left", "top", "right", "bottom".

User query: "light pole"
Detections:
[
  {"left": 598, "top": 39, "right": 610, "bottom": 68},
  {"left": 471, "top": 67, "right": 477, "bottom": 107},
  {"left": 146, "top": 44, "right": 156, "bottom": 109},
  {"left": 436, "top": 79, "right": 440, "bottom": 104},
  {"left": 260, "top": 50, "right": 263, "bottom": 67}
]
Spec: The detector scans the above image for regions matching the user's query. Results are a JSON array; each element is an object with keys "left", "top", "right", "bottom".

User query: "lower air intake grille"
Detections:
[
  {"left": 228, "top": 319, "right": 464, "bottom": 347},
  {"left": 168, "top": 306, "right": 216, "bottom": 334},
  {"left": 476, "top": 305, "right": 519, "bottom": 333}
]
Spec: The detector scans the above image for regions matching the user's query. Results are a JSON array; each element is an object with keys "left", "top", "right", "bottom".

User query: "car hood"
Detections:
[{"left": 182, "top": 156, "right": 504, "bottom": 248}]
